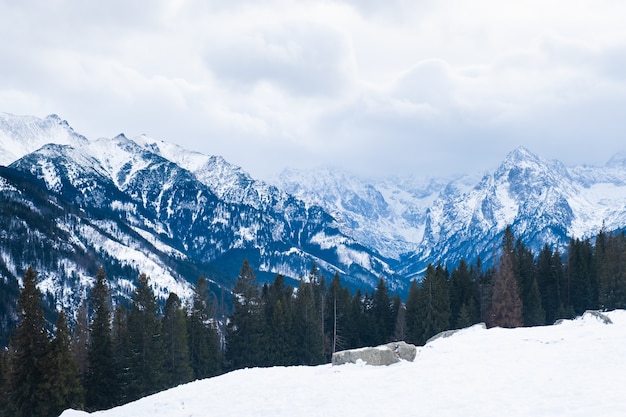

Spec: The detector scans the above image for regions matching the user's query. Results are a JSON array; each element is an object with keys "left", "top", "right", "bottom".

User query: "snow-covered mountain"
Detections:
[
  {"left": 276, "top": 147, "right": 626, "bottom": 278},
  {"left": 61, "top": 310, "right": 626, "bottom": 417},
  {"left": 275, "top": 168, "right": 477, "bottom": 259},
  {"left": 400, "top": 147, "right": 626, "bottom": 277},
  {"left": 0, "top": 113, "right": 399, "bottom": 341}
]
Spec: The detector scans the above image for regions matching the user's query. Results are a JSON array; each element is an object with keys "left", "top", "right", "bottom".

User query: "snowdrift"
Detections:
[{"left": 62, "top": 310, "right": 626, "bottom": 417}]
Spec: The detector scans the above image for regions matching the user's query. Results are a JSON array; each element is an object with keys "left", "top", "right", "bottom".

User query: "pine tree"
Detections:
[
  {"left": 324, "top": 272, "right": 352, "bottom": 354},
  {"left": 162, "top": 293, "right": 193, "bottom": 388},
  {"left": 111, "top": 305, "right": 130, "bottom": 405},
  {"left": 391, "top": 293, "right": 406, "bottom": 341},
  {"left": 404, "top": 280, "right": 421, "bottom": 345},
  {"left": 371, "top": 278, "right": 394, "bottom": 345},
  {"left": 70, "top": 299, "right": 89, "bottom": 379},
  {"left": 514, "top": 240, "right": 544, "bottom": 326},
  {"left": 85, "top": 268, "right": 118, "bottom": 411},
  {"left": 450, "top": 259, "right": 479, "bottom": 329},
  {"left": 7, "top": 266, "right": 52, "bottom": 417},
  {"left": 488, "top": 228, "right": 523, "bottom": 328},
  {"left": 537, "top": 244, "right": 561, "bottom": 323},
  {"left": 125, "top": 273, "right": 164, "bottom": 401},
  {"left": 293, "top": 279, "right": 324, "bottom": 365},
  {"left": 226, "top": 260, "right": 267, "bottom": 369},
  {"left": 263, "top": 274, "right": 295, "bottom": 365},
  {"left": 46, "top": 311, "right": 84, "bottom": 415},
  {"left": 188, "top": 277, "right": 222, "bottom": 379},
  {"left": 414, "top": 264, "right": 451, "bottom": 344}
]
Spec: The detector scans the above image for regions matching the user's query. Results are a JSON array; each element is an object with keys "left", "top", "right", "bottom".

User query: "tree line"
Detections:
[
  {"left": 0, "top": 268, "right": 222, "bottom": 416},
  {"left": 2, "top": 226, "right": 626, "bottom": 415}
]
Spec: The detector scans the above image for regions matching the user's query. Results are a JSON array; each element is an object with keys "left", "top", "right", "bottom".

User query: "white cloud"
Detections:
[{"left": 1, "top": 0, "right": 626, "bottom": 179}]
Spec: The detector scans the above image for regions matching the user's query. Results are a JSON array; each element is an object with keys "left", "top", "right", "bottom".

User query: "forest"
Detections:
[{"left": 1, "top": 226, "right": 626, "bottom": 416}]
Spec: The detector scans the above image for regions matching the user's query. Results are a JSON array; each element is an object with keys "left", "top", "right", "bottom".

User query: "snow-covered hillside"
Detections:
[{"left": 62, "top": 310, "right": 626, "bottom": 417}]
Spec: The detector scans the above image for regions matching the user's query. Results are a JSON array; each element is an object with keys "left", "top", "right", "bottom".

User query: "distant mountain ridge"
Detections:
[{"left": 276, "top": 146, "right": 626, "bottom": 278}]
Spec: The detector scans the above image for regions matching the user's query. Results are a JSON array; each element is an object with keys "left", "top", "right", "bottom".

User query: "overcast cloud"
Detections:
[{"left": 1, "top": 0, "right": 626, "bottom": 180}]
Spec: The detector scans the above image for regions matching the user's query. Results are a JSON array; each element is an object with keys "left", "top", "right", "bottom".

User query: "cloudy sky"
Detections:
[{"left": 1, "top": 0, "right": 626, "bottom": 180}]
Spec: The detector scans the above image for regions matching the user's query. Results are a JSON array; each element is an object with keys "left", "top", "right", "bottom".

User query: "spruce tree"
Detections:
[
  {"left": 226, "top": 260, "right": 266, "bottom": 369},
  {"left": 125, "top": 273, "right": 164, "bottom": 401},
  {"left": 537, "top": 244, "right": 564, "bottom": 323},
  {"left": 293, "top": 279, "right": 324, "bottom": 365},
  {"left": 488, "top": 228, "right": 524, "bottom": 328},
  {"left": 7, "top": 266, "right": 52, "bottom": 417},
  {"left": 263, "top": 274, "right": 295, "bottom": 365},
  {"left": 85, "top": 268, "right": 117, "bottom": 410},
  {"left": 111, "top": 305, "right": 130, "bottom": 405},
  {"left": 404, "top": 280, "right": 421, "bottom": 345},
  {"left": 162, "top": 293, "right": 193, "bottom": 387},
  {"left": 324, "top": 272, "right": 351, "bottom": 354},
  {"left": 71, "top": 299, "right": 89, "bottom": 378},
  {"left": 414, "top": 264, "right": 451, "bottom": 344},
  {"left": 391, "top": 293, "right": 406, "bottom": 341},
  {"left": 188, "top": 276, "right": 222, "bottom": 379},
  {"left": 371, "top": 278, "right": 394, "bottom": 345},
  {"left": 46, "top": 311, "right": 84, "bottom": 415}
]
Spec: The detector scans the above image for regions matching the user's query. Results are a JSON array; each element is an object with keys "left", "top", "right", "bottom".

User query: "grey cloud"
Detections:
[{"left": 204, "top": 22, "right": 355, "bottom": 97}]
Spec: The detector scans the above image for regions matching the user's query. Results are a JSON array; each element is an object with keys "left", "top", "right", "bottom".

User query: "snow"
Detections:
[{"left": 61, "top": 310, "right": 626, "bottom": 417}]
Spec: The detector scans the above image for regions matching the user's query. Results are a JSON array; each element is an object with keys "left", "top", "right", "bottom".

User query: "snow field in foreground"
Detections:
[{"left": 62, "top": 310, "right": 626, "bottom": 417}]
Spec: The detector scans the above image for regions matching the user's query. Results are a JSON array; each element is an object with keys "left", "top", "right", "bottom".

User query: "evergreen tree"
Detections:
[
  {"left": 404, "top": 280, "right": 421, "bottom": 345},
  {"left": 596, "top": 231, "right": 626, "bottom": 310},
  {"left": 262, "top": 274, "right": 295, "bottom": 365},
  {"left": 391, "top": 293, "right": 406, "bottom": 341},
  {"left": 111, "top": 305, "right": 130, "bottom": 405},
  {"left": 71, "top": 299, "right": 89, "bottom": 379},
  {"left": 450, "top": 259, "right": 479, "bottom": 329},
  {"left": 514, "top": 240, "right": 544, "bottom": 326},
  {"left": 293, "top": 279, "right": 325, "bottom": 365},
  {"left": 537, "top": 244, "right": 563, "bottom": 323},
  {"left": 7, "top": 267, "right": 52, "bottom": 417},
  {"left": 188, "top": 277, "right": 222, "bottom": 379},
  {"left": 488, "top": 228, "right": 523, "bottom": 328},
  {"left": 567, "top": 238, "right": 596, "bottom": 314},
  {"left": 125, "top": 273, "right": 164, "bottom": 401},
  {"left": 226, "top": 260, "right": 267, "bottom": 369},
  {"left": 413, "top": 264, "right": 451, "bottom": 344},
  {"left": 162, "top": 293, "right": 193, "bottom": 387},
  {"left": 46, "top": 311, "right": 84, "bottom": 415},
  {"left": 85, "top": 268, "right": 117, "bottom": 410},
  {"left": 324, "top": 272, "right": 351, "bottom": 354},
  {"left": 370, "top": 278, "right": 394, "bottom": 345}
]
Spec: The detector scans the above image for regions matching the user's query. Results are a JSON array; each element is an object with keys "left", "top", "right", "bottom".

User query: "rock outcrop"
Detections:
[{"left": 332, "top": 341, "right": 417, "bottom": 366}]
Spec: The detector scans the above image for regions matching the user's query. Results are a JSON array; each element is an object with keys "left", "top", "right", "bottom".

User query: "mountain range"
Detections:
[
  {"left": 276, "top": 146, "right": 626, "bottom": 279},
  {"left": 1, "top": 112, "right": 626, "bottom": 340}
]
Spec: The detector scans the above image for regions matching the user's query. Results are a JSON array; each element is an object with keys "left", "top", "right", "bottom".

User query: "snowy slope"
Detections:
[{"left": 62, "top": 310, "right": 626, "bottom": 417}]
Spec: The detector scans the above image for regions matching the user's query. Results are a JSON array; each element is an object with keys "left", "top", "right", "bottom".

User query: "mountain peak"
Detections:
[{"left": 505, "top": 146, "right": 540, "bottom": 163}]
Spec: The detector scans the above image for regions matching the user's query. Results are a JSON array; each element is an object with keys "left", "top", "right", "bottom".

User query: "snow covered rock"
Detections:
[{"left": 332, "top": 341, "right": 417, "bottom": 366}]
